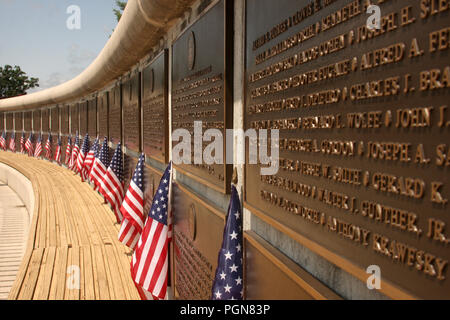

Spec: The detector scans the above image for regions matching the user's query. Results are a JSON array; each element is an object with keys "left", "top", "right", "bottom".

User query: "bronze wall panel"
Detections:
[
  {"left": 244, "top": 231, "right": 341, "bottom": 300},
  {"left": 245, "top": 0, "right": 450, "bottom": 299},
  {"left": 70, "top": 104, "right": 79, "bottom": 135},
  {"left": 123, "top": 73, "right": 141, "bottom": 152},
  {"left": 60, "top": 105, "right": 69, "bottom": 134},
  {"left": 142, "top": 50, "right": 169, "bottom": 164},
  {"left": 172, "top": 183, "right": 225, "bottom": 300},
  {"left": 24, "top": 111, "right": 32, "bottom": 132},
  {"left": 51, "top": 107, "right": 59, "bottom": 133},
  {"left": 6, "top": 113, "right": 13, "bottom": 131},
  {"left": 143, "top": 165, "right": 163, "bottom": 218},
  {"left": 61, "top": 135, "right": 69, "bottom": 164},
  {"left": 109, "top": 86, "right": 121, "bottom": 144},
  {"left": 41, "top": 108, "right": 49, "bottom": 133},
  {"left": 88, "top": 98, "right": 97, "bottom": 138},
  {"left": 0, "top": 113, "right": 3, "bottom": 131},
  {"left": 124, "top": 154, "right": 138, "bottom": 195},
  {"left": 98, "top": 93, "right": 108, "bottom": 138},
  {"left": 14, "top": 112, "right": 23, "bottom": 132},
  {"left": 32, "top": 110, "right": 40, "bottom": 132},
  {"left": 171, "top": 0, "right": 233, "bottom": 193},
  {"left": 79, "top": 101, "right": 88, "bottom": 135}
]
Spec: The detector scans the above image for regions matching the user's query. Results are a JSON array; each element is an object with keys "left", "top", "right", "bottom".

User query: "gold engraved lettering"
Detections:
[
  {"left": 436, "top": 144, "right": 450, "bottom": 166},
  {"left": 420, "top": 0, "right": 449, "bottom": 19},
  {"left": 360, "top": 43, "right": 405, "bottom": 71},
  {"left": 420, "top": 66, "right": 450, "bottom": 91},
  {"left": 372, "top": 173, "right": 425, "bottom": 199},
  {"left": 396, "top": 107, "right": 432, "bottom": 128},
  {"left": 429, "top": 27, "right": 450, "bottom": 52},
  {"left": 431, "top": 182, "right": 449, "bottom": 204}
]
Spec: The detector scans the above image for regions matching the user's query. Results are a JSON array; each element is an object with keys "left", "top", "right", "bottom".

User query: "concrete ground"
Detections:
[{"left": 0, "top": 184, "right": 29, "bottom": 300}]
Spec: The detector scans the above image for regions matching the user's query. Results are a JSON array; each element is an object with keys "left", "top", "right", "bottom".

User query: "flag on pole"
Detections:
[
  {"left": 89, "top": 137, "right": 109, "bottom": 191},
  {"left": 55, "top": 135, "right": 62, "bottom": 164},
  {"left": 0, "top": 130, "right": 6, "bottom": 151},
  {"left": 20, "top": 131, "right": 25, "bottom": 154},
  {"left": 84, "top": 136, "right": 99, "bottom": 177},
  {"left": 65, "top": 135, "right": 72, "bottom": 165},
  {"left": 76, "top": 134, "right": 90, "bottom": 181},
  {"left": 118, "top": 153, "right": 146, "bottom": 250},
  {"left": 211, "top": 185, "right": 244, "bottom": 300},
  {"left": 98, "top": 142, "right": 124, "bottom": 223},
  {"left": 9, "top": 131, "right": 15, "bottom": 152},
  {"left": 45, "top": 133, "right": 52, "bottom": 159},
  {"left": 25, "top": 133, "right": 34, "bottom": 156},
  {"left": 34, "top": 133, "right": 43, "bottom": 158},
  {"left": 131, "top": 162, "right": 173, "bottom": 300},
  {"left": 69, "top": 133, "right": 80, "bottom": 170}
]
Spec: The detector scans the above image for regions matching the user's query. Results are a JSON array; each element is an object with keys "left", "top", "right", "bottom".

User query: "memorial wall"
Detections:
[{"left": 0, "top": 0, "right": 448, "bottom": 300}]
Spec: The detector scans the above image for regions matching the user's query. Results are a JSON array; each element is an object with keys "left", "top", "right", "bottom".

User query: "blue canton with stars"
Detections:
[
  {"left": 108, "top": 142, "right": 124, "bottom": 183},
  {"left": 81, "top": 134, "right": 90, "bottom": 155},
  {"left": 212, "top": 185, "right": 243, "bottom": 300},
  {"left": 91, "top": 137, "right": 99, "bottom": 156},
  {"left": 74, "top": 132, "right": 80, "bottom": 147},
  {"left": 98, "top": 137, "right": 110, "bottom": 166},
  {"left": 132, "top": 153, "right": 145, "bottom": 190},
  {"left": 148, "top": 162, "right": 172, "bottom": 226},
  {"left": 57, "top": 134, "right": 62, "bottom": 147}
]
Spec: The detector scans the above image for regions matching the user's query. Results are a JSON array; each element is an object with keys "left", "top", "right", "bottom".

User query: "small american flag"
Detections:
[
  {"left": 118, "top": 153, "right": 146, "bottom": 250},
  {"left": 76, "top": 134, "right": 90, "bottom": 181},
  {"left": 34, "top": 133, "right": 43, "bottom": 158},
  {"left": 131, "top": 162, "right": 173, "bottom": 300},
  {"left": 98, "top": 142, "right": 124, "bottom": 223},
  {"left": 45, "top": 133, "right": 52, "bottom": 159},
  {"left": 0, "top": 130, "right": 6, "bottom": 151},
  {"left": 25, "top": 133, "right": 34, "bottom": 156},
  {"left": 65, "top": 135, "right": 72, "bottom": 165},
  {"left": 211, "top": 185, "right": 244, "bottom": 300},
  {"left": 9, "top": 131, "right": 16, "bottom": 152},
  {"left": 89, "top": 137, "right": 109, "bottom": 191},
  {"left": 84, "top": 136, "right": 99, "bottom": 178},
  {"left": 20, "top": 132, "right": 25, "bottom": 153},
  {"left": 55, "top": 135, "right": 62, "bottom": 164},
  {"left": 69, "top": 133, "right": 80, "bottom": 170}
]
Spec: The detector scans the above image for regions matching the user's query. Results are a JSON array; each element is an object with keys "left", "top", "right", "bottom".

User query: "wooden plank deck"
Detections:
[{"left": 0, "top": 152, "right": 140, "bottom": 300}]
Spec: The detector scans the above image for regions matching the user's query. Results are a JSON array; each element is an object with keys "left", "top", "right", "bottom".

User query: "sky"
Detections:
[{"left": 0, "top": 0, "right": 120, "bottom": 93}]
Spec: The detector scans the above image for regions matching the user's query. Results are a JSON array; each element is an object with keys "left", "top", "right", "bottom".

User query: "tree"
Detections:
[
  {"left": 0, "top": 65, "right": 39, "bottom": 99},
  {"left": 113, "top": 1, "right": 127, "bottom": 22}
]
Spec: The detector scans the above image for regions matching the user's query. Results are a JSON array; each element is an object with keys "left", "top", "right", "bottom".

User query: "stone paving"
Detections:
[{"left": 0, "top": 184, "right": 29, "bottom": 300}]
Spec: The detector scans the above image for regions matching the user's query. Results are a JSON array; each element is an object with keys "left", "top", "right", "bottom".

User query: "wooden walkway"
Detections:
[
  {"left": 0, "top": 184, "right": 29, "bottom": 300},
  {"left": 0, "top": 152, "right": 140, "bottom": 300}
]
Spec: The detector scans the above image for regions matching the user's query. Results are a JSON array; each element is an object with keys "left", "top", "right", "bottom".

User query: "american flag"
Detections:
[
  {"left": 118, "top": 153, "right": 146, "bottom": 250},
  {"left": 131, "top": 162, "right": 173, "bottom": 300},
  {"left": 69, "top": 133, "right": 80, "bottom": 170},
  {"left": 34, "top": 133, "right": 43, "bottom": 158},
  {"left": 84, "top": 136, "right": 99, "bottom": 178},
  {"left": 20, "top": 132, "right": 25, "bottom": 154},
  {"left": 211, "top": 185, "right": 244, "bottom": 300},
  {"left": 89, "top": 137, "right": 109, "bottom": 191},
  {"left": 25, "top": 133, "right": 34, "bottom": 156},
  {"left": 45, "top": 133, "right": 52, "bottom": 159},
  {"left": 98, "top": 142, "right": 124, "bottom": 223},
  {"left": 76, "top": 134, "right": 90, "bottom": 181},
  {"left": 9, "top": 131, "right": 15, "bottom": 152},
  {"left": 65, "top": 135, "right": 72, "bottom": 165},
  {"left": 0, "top": 130, "right": 6, "bottom": 151},
  {"left": 55, "top": 135, "right": 62, "bottom": 164}
]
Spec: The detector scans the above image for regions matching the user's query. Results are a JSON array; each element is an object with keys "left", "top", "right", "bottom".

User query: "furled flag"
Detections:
[
  {"left": 34, "top": 133, "right": 43, "bottom": 158},
  {"left": 76, "top": 134, "right": 90, "bottom": 181},
  {"left": 98, "top": 142, "right": 124, "bottom": 223},
  {"left": 20, "top": 132, "right": 25, "bottom": 154},
  {"left": 9, "top": 131, "right": 16, "bottom": 152},
  {"left": 118, "top": 153, "right": 146, "bottom": 250},
  {"left": 89, "top": 137, "right": 109, "bottom": 191},
  {"left": 55, "top": 135, "right": 62, "bottom": 164},
  {"left": 131, "top": 162, "right": 173, "bottom": 300},
  {"left": 69, "top": 133, "right": 80, "bottom": 171},
  {"left": 84, "top": 136, "right": 99, "bottom": 177},
  {"left": 65, "top": 135, "right": 72, "bottom": 165},
  {"left": 211, "top": 185, "right": 244, "bottom": 300},
  {"left": 25, "top": 133, "right": 34, "bottom": 156},
  {"left": 45, "top": 133, "right": 52, "bottom": 160},
  {"left": 0, "top": 130, "right": 6, "bottom": 151}
]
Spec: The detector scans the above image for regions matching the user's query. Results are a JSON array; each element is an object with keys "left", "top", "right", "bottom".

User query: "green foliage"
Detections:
[
  {"left": 113, "top": 0, "right": 127, "bottom": 22},
  {"left": 0, "top": 65, "right": 39, "bottom": 99}
]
